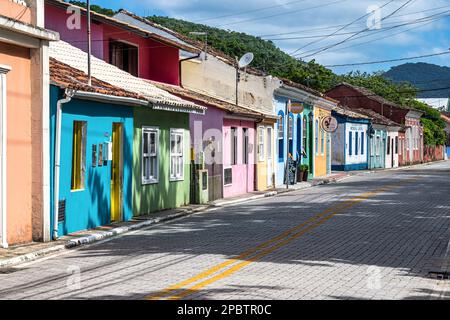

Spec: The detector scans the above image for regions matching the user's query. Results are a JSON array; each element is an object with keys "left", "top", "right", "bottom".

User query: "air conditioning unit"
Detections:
[{"left": 194, "top": 169, "right": 209, "bottom": 204}]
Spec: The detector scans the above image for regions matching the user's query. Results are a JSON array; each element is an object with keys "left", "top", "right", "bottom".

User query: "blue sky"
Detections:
[{"left": 87, "top": 0, "right": 450, "bottom": 75}]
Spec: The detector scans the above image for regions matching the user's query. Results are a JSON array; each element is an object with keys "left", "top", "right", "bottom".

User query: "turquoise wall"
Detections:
[
  {"left": 50, "top": 86, "right": 133, "bottom": 236},
  {"left": 368, "top": 128, "right": 387, "bottom": 169}
]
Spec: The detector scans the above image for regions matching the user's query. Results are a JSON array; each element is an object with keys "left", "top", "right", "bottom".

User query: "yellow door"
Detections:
[{"left": 111, "top": 123, "right": 123, "bottom": 222}]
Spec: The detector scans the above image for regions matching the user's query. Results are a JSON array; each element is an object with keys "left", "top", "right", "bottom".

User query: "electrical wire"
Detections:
[
  {"left": 295, "top": 0, "right": 417, "bottom": 60},
  {"left": 324, "top": 51, "right": 450, "bottom": 67}
]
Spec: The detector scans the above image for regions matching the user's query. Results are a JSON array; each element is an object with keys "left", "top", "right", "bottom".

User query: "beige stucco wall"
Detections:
[{"left": 181, "top": 55, "right": 281, "bottom": 116}]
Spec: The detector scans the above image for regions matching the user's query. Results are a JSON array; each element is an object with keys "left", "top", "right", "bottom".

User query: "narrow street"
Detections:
[{"left": 1, "top": 162, "right": 449, "bottom": 300}]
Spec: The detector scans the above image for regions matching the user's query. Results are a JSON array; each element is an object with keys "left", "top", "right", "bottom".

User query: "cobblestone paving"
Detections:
[{"left": 1, "top": 162, "right": 449, "bottom": 300}]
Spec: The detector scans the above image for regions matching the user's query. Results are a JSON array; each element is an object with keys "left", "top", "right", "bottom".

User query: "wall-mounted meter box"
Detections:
[{"left": 103, "top": 141, "right": 112, "bottom": 161}]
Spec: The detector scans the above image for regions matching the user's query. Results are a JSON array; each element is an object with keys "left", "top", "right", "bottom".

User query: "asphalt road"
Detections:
[{"left": 1, "top": 161, "right": 450, "bottom": 300}]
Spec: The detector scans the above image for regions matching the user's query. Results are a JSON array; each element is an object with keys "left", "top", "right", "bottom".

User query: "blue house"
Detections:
[
  {"left": 331, "top": 106, "right": 371, "bottom": 171},
  {"left": 354, "top": 108, "right": 401, "bottom": 170},
  {"left": 49, "top": 59, "right": 147, "bottom": 237},
  {"left": 273, "top": 83, "right": 315, "bottom": 186}
]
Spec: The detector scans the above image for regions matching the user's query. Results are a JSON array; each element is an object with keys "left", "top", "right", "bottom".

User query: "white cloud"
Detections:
[{"left": 125, "top": 0, "right": 450, "bottom": 71}]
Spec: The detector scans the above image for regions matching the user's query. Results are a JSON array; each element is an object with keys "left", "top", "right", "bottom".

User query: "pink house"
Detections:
[
  {"left": 148, "top": 81, "right": 262, "bottom": 201},
  {"left": 44, "top": 0, "right": 199, "bottom": 85}
]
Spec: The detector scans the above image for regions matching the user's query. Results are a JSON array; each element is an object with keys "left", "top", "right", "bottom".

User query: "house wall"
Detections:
[
  {"left": 0, "top": 42, "right": 33, "bottom": 245},
  {"left": 331, "top": 118, "right": 345, "bottom": 168},
  {"left": 398, "top": 131, "right": 406, "bottom": 166},
  {"left": 182, "top": 55, "right": 280, "bottom": 116},
  {"left": 133, "top": 108, "right": 190, "bottom": 214},
  {"left": 327, "top": 85, "right": 424, "bottom": 166},
  {"left": 44, "top": 4, "right": 180, "bottom": 85},
  {"left": 0, "top": 0, "right": 32, "bottom": 24},
  {"left": 273, "top": 95, "right": 313, "bottom": 185},
  {"left": 256, "top": 122, "right": 276, "bottom": 191},
  {"left": 45, "top": 4, "right": 105, "bottom": 59},
  {"left": 385, "top": 130, "right": 399, "bottom": 168},
  {"left": 190, "top": 106, "right": 225, "bottom": 201},
  {"left": 404, "top": 117, "right": 423, "bottom": 164},
  {"left": 314, "top": 107, "right": 331, "bottom": 177},
  {"left": 368, "top": 127, "right": 387, "bottom": 169},
  {"left": 49, "top": 86, "right": 134, "bottom": 236},
  {"left": 222, "top": 118, "right": 255, "bottom": 198},
  {"left": 331, "top": 114, "right": 369, "bottom": 171}
]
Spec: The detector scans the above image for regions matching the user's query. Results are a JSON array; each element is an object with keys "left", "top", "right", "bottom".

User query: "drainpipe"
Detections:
[
  {"left": 53, "top": 88, "right": 76, "bottom": 240},
  {"left": 179, "top": 53, "right": 201, "bottom": 87}
]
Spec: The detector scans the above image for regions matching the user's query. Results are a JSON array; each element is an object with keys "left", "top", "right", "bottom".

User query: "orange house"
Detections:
[{"left": 0, "top": 0, "right": 58, "bottom": 247}]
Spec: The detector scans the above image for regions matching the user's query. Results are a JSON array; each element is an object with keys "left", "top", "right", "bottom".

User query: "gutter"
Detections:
[
  {"left": 73, "top": 91, "right": 149, "bottom": 107},
  {"left": 53, "top": 88, "right": 76, "bottom": 240}
]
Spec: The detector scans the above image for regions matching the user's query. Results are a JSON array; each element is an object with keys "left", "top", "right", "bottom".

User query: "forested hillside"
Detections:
[{"left": 384, "top": 63, "right": 450, "bottom": 98}]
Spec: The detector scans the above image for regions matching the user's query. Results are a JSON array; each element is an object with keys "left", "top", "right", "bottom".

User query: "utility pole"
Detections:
[{"left": 87, "top": 0, "right": 92, "bottom": 86}]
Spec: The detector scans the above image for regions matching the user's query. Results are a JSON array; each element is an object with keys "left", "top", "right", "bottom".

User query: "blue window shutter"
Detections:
[{"left": 349, "top": 131, "right": 352, "bottom": 156}]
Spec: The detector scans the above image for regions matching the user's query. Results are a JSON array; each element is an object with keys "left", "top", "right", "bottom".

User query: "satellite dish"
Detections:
[{"left": 238, "top": 52, "right": 254, "bottom": 68}]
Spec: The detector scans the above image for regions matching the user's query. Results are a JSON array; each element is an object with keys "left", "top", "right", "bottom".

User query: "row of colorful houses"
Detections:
[{"left": 0, "top": 0, "right": 444, "bottom": 247}]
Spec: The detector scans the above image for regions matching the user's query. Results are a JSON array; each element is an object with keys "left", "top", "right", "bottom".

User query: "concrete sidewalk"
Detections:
[{"left": 0, "top": 161, "right": 444, "bottom": 268}]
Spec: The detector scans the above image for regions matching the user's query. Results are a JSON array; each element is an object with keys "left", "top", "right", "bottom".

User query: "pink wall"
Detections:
[
  {"left": 223, "top": 119, "right": 255, "bottom": 198},
  {"left": 45, "top": 5, "right": 105, "bottom": 59},
  {"left": 45, "top": 4, "right": 180, "bottom": 85}
]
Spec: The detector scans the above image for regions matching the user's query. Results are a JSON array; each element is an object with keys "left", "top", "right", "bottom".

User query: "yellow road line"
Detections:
[{"left": 147, "top": 178, "right": 416, "bottom": 300}]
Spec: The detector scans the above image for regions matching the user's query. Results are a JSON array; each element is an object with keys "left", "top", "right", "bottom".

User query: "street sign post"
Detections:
[{"left": 321, "top": 116, "right": 338, "bottom": 133}]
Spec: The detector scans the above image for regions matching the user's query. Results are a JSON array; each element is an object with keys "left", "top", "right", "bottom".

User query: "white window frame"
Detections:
[
  {"left": 170, "top": 128, "right": 184, "bottom": 181},
  {"left": 267, "top": 127, "right": 272, "bottom": 160},
  {"left": 0, "top": 66, "right": 10, "bottom": 248},
  {"left": 258, "top": 126, "right": 265, "bottom": 162},
  {"left": 141, "top": 126, "right": 159, "bottom": 184}
]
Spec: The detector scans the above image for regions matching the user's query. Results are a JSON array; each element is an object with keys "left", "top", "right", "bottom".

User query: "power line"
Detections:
[
  {"left": 289, "top": 0, "right": 395, "bottom": 56},
  {"left": 216, "top": 0, "right": 348, "bottom": 28},
  {"left": 296, "top": 0, "right": 417, "bottom": 60},
  {"left": 324, "top": 51, "right": 450, "bottom": 67},
  {"left": 257, "top": 3, "right": 450, "bottom": 38},
  {"left": 309, "top": 11, "right": 450, "bottom": 58},
  {"left": 266, "top": 8, "right": 450, "bottom": 41}
]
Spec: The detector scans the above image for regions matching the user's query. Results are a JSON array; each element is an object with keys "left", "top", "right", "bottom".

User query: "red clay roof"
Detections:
[
  {"left": 353, "top": 108, "right": 402, "bottom": 127},
  {"left": 146, "top": 79, "right": 264, "bottom": 119}
]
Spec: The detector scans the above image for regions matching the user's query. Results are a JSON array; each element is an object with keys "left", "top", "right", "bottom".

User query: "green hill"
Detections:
[
  {"left": 145, "top": 16, "right": 336, "bottom": 92},
  {"left": 384, "top": 63, "right": 450, "bottom": 98}
]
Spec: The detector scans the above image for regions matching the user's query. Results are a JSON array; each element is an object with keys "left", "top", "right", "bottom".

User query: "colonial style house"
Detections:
[
  {"left": 331, "top": 106, "right": 371, "bottom": 171},
  {"left": 49, "top": 40, "right": 205, "bottom": 236},
  {"left": 148, "top": 80, "right": 264, "bottom": 202},
  {"left": 353, "top": 108, "right": 402, "bottom": 169},
  {"left": 273, "top": 79, "right": 336, "bottom": 185},
  {"left": 0, "top": 0, "right": 58, "bottom": 246},
  {"left": 327, "top": 83, "right": 423, "bottom": 166},
  {"left": 113, "top": 8, "right": 281, "bottom": 196}
]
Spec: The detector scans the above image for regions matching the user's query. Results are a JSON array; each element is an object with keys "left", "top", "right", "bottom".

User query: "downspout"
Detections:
[
  {"left": 53, "top": 88, "right": 76, "bottom": 240},
  {"left": 179, "top": 53, "right": 201, "bottom": 87}
]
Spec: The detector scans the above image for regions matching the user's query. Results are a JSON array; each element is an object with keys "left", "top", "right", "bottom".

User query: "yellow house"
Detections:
[
  {"left": 313, "top": 104, "right": 333, "bottom": 177},
  {"left": 256, "top": 119, "right": 277, "bottom": 191}
]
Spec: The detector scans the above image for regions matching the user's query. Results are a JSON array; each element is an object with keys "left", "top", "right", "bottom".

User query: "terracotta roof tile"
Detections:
[{"left": 146, "top": 80, "right": 263, "bottom": 119}]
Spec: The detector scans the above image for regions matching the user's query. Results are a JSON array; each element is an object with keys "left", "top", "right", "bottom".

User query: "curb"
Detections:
[{"left": 1, "top": 160, "right": 446, "bottom": 268}]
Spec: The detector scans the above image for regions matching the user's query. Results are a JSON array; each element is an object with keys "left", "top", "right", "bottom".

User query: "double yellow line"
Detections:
[{"left": 146, "top": 178, "right": 416, "bottom": 300}]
